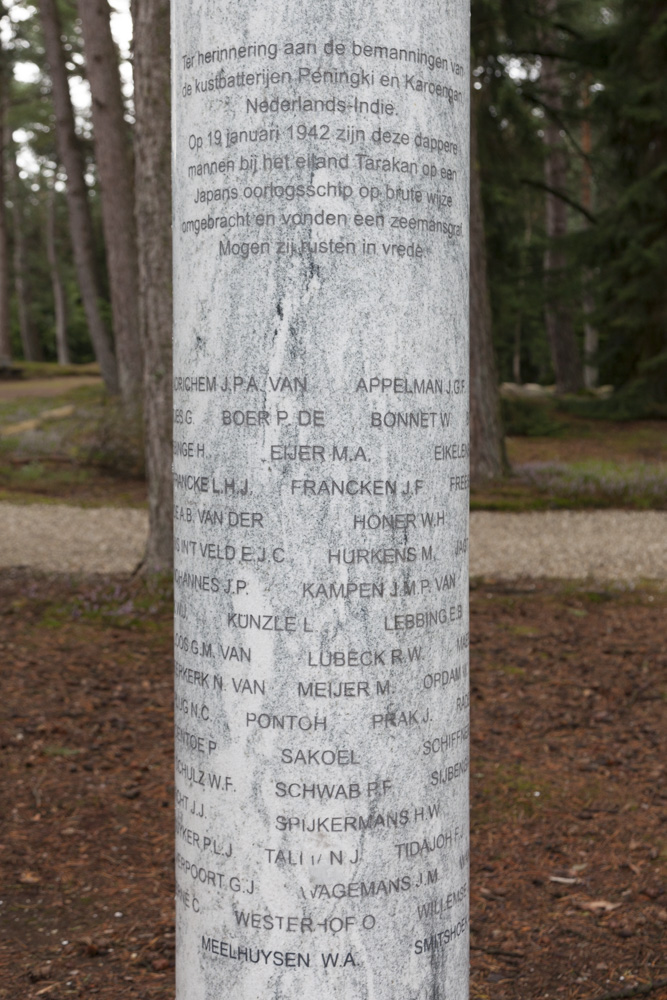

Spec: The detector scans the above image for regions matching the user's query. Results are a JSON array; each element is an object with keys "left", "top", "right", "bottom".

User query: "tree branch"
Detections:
[
  {"left": 508, "top": 48, "right": 581, "bottom": 62},
  {"left": 553, "top": 20, "right": 585, "bottom": 40},
  {"left": 520, "top": 178, "right": 597, "bottom": 224},
  {"left": 523, "top": 91, "right": 593, "bottom": 164},
  {"left": 470, "top": 945, "right": 524, "bottom": 960}
]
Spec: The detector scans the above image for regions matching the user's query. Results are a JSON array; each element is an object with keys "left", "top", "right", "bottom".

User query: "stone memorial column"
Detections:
[{"left": 172, "top": 2, "right": 470, "bottom": 998}]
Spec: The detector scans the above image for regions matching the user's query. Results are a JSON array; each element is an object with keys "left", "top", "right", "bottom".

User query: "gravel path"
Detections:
[
  {"left": 0, "top": 504, "right": 148, "bottom": 575},
  {"left": 469, "top": 510, "right": 666, "bottom": 582},
  {"left": 0, "top": 503, "right": 665, "bottom": 581}
]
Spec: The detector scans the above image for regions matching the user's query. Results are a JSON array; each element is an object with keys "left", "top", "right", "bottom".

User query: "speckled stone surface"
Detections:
[{"left": 172, "top": 2, "right": 470, "bottom": 997}]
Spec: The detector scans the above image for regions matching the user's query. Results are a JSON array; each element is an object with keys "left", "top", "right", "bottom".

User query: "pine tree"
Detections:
[
  {"left": 591, "top": 0, "right": 667, "bottom": 406},
  {"left": 133, "top": 0, "right": 173, "bottom": 571},
  {"left": 0, "top": 19, "right": 11, "bottom": 365},
  {"left": 78, "top": 0, "right": 143, "bottom": 406},
  {"left": 38, "top": 0, "right": 118, "bottom": 391}
]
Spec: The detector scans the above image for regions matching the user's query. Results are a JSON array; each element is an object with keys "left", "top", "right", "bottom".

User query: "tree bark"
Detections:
[
  {"left": 0, "top": 76, "right": 11, "bottom": 365},
  {"left": 581, "top": 97, "right": 598, "bottom": 389},
  {"left": 132, "top": 0, "right": 173, "bottom": 572},
  {"left": 470, "top": 94, "right": 507, "bottom": 481},
  {"left": 582, "top": 285, "right": 597, "bottom": 389},
  {"left": 11, "top": 152, "right": 43, "bottom": 361},
  {"left": 45, "top": 185, "right": 70, "bottom": 365},
  {"left": 513, "top": 211, "right": 533, "bottom": 386},
  {"left": 78, "top": 0, "right": 142, "bottom": 404},
  {"left": 541, "top": 0, "right": 583, "bottom": 393},
  {"left": 38, "top": 0, "right": 118, "bottom": 392}
]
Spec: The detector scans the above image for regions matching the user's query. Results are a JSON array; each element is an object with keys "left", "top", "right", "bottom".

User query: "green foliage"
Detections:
[
  {"left": 472, "top": 0, "right": 667, "bottom": 397},
  {"left": 1, "top": 0, "right": 664, "bottom": 414},
  {"left": 39, "top": 576, "right": 173, "bottom": 632},
  {"left": 86, "top": 397, "right": 145, "bottom": 478},
  {"left": 501, "top": 396, "right": 564, "bottom": 436},
  {"left": 14, "top": 359, "right": 100, "bottom": 378},
  {"left": 589, "top": 3, "right": 667, "bottom": 397},
  {"left": 5, "top": 1, "right": 108, "bottom": 365},
  {"left": 473, "top": 0, "right": 561, "bottom": 384},
  {"left": 556, "top": 369, "right": 667, "bottom": 420}
]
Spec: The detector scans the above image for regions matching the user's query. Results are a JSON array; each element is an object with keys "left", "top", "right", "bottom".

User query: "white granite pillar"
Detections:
[{"left": 172, "top": 3, "right": 470, "bottom": 997}]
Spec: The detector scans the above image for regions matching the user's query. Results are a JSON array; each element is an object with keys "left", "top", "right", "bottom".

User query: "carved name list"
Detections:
[{"left": 172, "top": 1, "right": 470, "bottom": 996}]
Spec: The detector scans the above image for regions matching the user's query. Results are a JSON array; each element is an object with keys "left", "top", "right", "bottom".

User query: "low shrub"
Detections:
[
  {"left": 501, "top": 396, "right": 564, "bottom": 437},
  {"left": 87, "top": 398, "right": 145, "bottom": 478}
]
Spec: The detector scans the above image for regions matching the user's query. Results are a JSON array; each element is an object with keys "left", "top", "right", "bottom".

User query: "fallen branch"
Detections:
[
  {"left": 586, "top": 979, "right": 667, "bottom": 1000},
  {"left": 470, "top": 945, "right": 524, "bottom": 960}
]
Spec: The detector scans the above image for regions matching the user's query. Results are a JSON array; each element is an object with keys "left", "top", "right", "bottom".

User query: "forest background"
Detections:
[
  {"left": 0, "top": 0, "right": 666, "bottom": 570},
  {"left": 1, "top": 5, "right": 666, "bottom": 998}
]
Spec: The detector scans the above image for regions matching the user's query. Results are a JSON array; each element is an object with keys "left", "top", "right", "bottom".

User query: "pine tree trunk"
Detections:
[
  {"left": 133, "top": 0, "right": 173, "bottom": 572},
  {"left": 78, "top": 0, "right": 142, "bottom": 405},
  {"left": 583, "top": 287, "right": 597, "bottom": 390},
  {"left": 541, "top": 0, "right": 583, "bottom": 394},
  {"left": 0, "top": 82, "right": 11, "bottom": 365},
  {"left": 11, "top": 153, "right": 43, "bottom": 361},
  {"left": 46, "top": 186, "right": 70, "bottom": 365},
  {"left": 512, "top": 320, "right": 522, "bottom": 384},
  {"left": 38, "top": 0, "right": 118, "bottom": 392},
  {"left": 581, "top": 100, "right": 598, "bottom": 390},
  {"left": 469, "top": 96, "right": 507, "bottom": 482},
  {"left": 513, "top": 211, "right": 532, "bottom": 386}
]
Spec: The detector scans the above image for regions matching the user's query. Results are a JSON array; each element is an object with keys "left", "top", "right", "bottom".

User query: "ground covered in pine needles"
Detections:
[{"left": 0, "top": 572, "right": 665, "bottom": 1000}]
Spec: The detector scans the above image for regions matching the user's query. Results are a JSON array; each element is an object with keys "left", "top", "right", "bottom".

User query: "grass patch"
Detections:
[
  {"left": 501, "top": 396, "right": 565, "bottom": 437},
  {"left": 0, "top": 383, "right": 147, "bottom": 505},
  {"left": 473, "top": 454, "right": 667, "bottom": 511},
  {"left": 509, "top": 624, "right": 540, "bottom": 637},
  {"left": 496, "top": 664, "right": 526, "bottom": 677},
  {"left": 10, "top": 361, "right": 101, "bottom": 380},
  {"left": 515, "top": 460, "right": 667, "bottom": 509},
  {"left": 473, "top": 763, "right": 554, "bottom": 824},
  {"left": 0, "top": 488, "right": 145, "bottom": 508},
  {"left": 578, "top": 590, "right": 614, "bottom": 603},
  {"left": 40, "top": 576, "right": 173, "bottom": 633},
  {"left": 8, "top": 462, "right": 92, "bottom": 487},
  {"left": 0, "top": 383, "right": 104, "bottom": 427},
  {"left": 471, "top": 481, "right": 575, "bottom": 512},
  {"left": 0, "top": 384, "right": 144, "bottom": 477}
]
